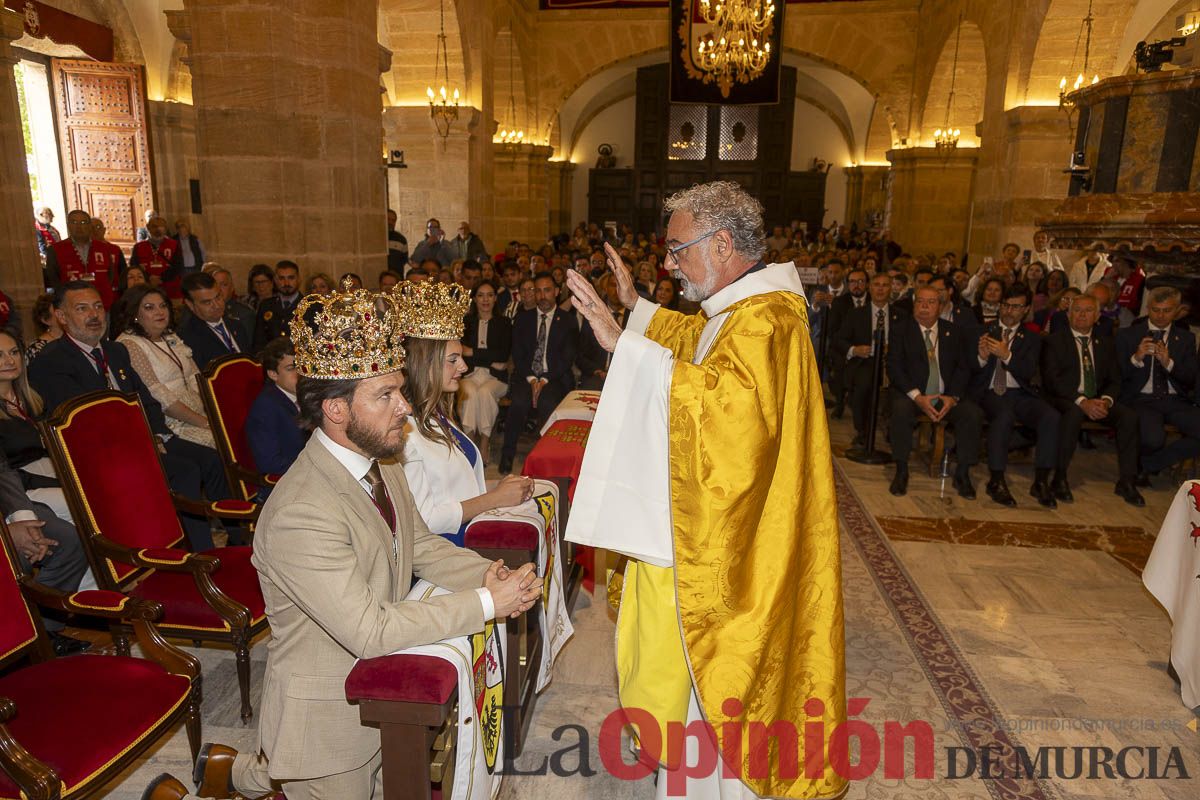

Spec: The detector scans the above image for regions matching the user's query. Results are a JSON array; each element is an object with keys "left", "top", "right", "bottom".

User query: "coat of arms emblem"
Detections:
[{"left": 23, "top": 1, "right": 40, "bottom": 36}]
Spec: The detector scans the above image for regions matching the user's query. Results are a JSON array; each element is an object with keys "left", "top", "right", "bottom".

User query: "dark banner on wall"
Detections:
[
  {"left": 4, "top": 0, "right": 114, "bottom": 62},
  {"left": 542, "top": 0, "right": 849, "bottom": 7},
  {"left": 669, "top": 0, "right": 784, "bottom": 105}
]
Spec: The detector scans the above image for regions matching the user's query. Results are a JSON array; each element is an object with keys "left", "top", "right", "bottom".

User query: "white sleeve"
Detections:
[
  {"left": 476, "top": 587, "right": 495, "bottom": 620},
  {"left": 627, "top": 298, "right": 660, "bottom": 336},
  {"left": 401, "top": 441, "right": 466, "bottom": 536}
]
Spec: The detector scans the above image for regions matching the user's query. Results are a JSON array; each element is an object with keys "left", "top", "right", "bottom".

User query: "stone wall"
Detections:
[
  {"left": 147, "top": 99, "right": 198, "bottom": 230},
  {"left": 886, "top": 147, "right": 978, "bottom": 258}
]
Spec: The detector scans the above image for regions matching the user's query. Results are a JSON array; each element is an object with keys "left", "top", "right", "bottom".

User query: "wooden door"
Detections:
[{"left": 51, "top": 59, "right": 154, "bottom": 250}]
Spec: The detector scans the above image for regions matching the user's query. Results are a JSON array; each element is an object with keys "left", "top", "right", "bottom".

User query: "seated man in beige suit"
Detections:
[{"left": 146, "top": 282, "right": 541, "bottom": 800}]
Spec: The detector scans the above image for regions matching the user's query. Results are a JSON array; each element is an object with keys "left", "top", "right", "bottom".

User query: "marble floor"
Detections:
[{"left": 65, "top": 415, "right": 1200, "bottom": 798}]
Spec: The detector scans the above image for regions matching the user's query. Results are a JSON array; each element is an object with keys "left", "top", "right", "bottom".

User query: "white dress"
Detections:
[
  {"left": 401, "top": 416, "right": 486, "bottom": 543},
  {"left": 458, "top": 317, "right": 509, "bottom": 437},
  {"left": 117, "top": 333, "right": 215, "bottom": 448}
]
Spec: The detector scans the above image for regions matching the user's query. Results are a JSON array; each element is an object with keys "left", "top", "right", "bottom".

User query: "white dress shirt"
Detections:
[
  {"left": 530, "top": 309, "right": 555, "bottom": 380},
  {"left": 314, "top": 427, "right": 494, "bottom": 619},
  {"left": 977, "top": 324, "right": 1019, "bottom": 389},
  {"left": 1135, "top": 324, "right": 1176, "bottom": 395}
]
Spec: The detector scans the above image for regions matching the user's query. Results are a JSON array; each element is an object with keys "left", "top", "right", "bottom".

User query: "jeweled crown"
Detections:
[
  {"left": 395, "top": 280, "right": 472, "bottom": 340},
  {"left": 290, "top": 277, "right": 406, "bottom": 379}
]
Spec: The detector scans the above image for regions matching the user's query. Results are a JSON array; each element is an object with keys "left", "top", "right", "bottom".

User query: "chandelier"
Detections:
[
  {"left": 1059, "top": 0, "right": 1100, "bottom": 108},
  {"left": 695, "top": 0, "right": 776, "bottom": 98},
  {"left": 495, "top": 32, "right": 526, "bottom": 147},
  {"left": 426, "top": 0, "right": 460, "bottom": 142},
  {"left": 933, "top": 13, "right": 963, "bottom": 153}
]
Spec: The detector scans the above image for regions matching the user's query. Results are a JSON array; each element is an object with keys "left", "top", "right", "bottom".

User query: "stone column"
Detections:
[
  {"left": 885, "top": 147, "right": 979, "bottom": 258},
  {"left": 547, "top": 160, "right": 576, "bottom": 236},
  {"left": 177, "top": 0, "right": 385, "bottom": 280},
  {"left": 0, "top": 8, "right": 42, "bottom": 336},
  {"left": 147, "top": 100, "right": 198, "bottom": 225},
  {"left": 493, "top": 144, "right": 553, "bottom": 248},
  {"left": 843, "top": 165, "right": 890, "bottom": 230}
]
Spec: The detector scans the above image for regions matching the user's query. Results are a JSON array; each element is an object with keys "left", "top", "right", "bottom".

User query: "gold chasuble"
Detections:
[{"left": 568, "top": 263, "right": 846, "bottom": 799}]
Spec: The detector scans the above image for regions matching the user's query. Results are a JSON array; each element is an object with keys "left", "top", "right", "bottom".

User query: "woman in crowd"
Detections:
[
  {"left": 245, "top": 263, "right": 276, "bottom": 309},
  {"left": 25, "top": 293, "right": 62, "bottom": 363},
  {"left": 458, "top": 281, "right": 512, "bottom": 464},
  {"left": 973, "top": 278, "right": 1005, "bottom": 326},
  {"left": 1023, "top": 261, "right": 1048, "bottom": 312},
  {"left": 1034, "top": 286, "right": 1081, "bottom": 333},
  {"left": 1041, "top": 268, "right": 1068, "bottom": 299},
  {"left": 115, "top": 285, "right": 214, "bottom": 448},
  {"left": 654, "top": 277, "right": 679, "bottom": 310},
  {"left": 399, "top": 282, "right": 531, "bottom": 545},
  {"left": 305, "top": 273, "right": 334, "bottom": 295},
  {"left": 635, "top": 261, "right": 657, "bottom": 299},
  {"left": 117, "top": 265, "right": 148, "bottom": 299}
]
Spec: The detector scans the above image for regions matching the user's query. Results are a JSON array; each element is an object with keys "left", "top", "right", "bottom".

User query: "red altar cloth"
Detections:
[{"left": 522, "top": 420, "right": 593, "bottom": 591}]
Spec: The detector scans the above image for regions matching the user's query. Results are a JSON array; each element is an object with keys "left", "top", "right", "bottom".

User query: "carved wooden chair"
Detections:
[
  {"left": 196, "top": 354, "right": 282, "bottom": 502},
  {"left": 40, "top": 391, "right": 266, "bottom": 723},
  {"left": 0, "top": 518, "right": 201, "bottom": 800}
]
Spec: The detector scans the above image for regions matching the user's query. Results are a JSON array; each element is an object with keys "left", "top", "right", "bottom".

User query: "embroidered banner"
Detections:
[
  {"left": 670, "top": 0, "right": 785, "bottom": 104},
  {"left": 4, "top": 1, "right": 114, "bottom": 62}
]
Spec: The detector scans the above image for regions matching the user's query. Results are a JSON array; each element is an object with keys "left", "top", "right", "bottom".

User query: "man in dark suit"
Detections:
[
  {"left": 0, "top": 450, "right": 90, "bottom": 655},
  {"left": 179, "top": 272, "right": 251, "bottom": 370},
  {"left": 28, "top": 281, "right": 232, "bottom": 550},
  {"left": 252, "top": 260, "right": 302, "bottom": 350},
  {"left": 886, "top": 285, "right": 983, "bottom": 498},
  {"left": 894, "top": 268, "right": 933, "bottom": 316},
  {"left": 833, "top": 271, "right": 906, "bottom": 444},
  {"left": 826, "top": 265, "right": 868, "bottom": 416},
  {"left": 1041, "top": 293, "right": 1143, "bottom": 506},
  {"left": 211, "top": 267, "right": 256, "bottom": 337},
  {"left": 1116, "top": 286, "right": 1200, "bottom": 481},
  {"left": 577, "top": 273, "right": 629, "bottom": 390},
  {"left": 970, "top": 286, "right": 1059, "bottom": 507},
  {"left": 246, "top": 337, "right": 306, "bottom": 479},
  {"left": 499, "top": 272, "right": 578, "bottom": 473}
]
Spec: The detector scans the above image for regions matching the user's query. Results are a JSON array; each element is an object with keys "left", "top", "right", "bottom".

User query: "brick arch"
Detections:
[{"left": 918, "top": 19, "right": 988, "bottom": 147}]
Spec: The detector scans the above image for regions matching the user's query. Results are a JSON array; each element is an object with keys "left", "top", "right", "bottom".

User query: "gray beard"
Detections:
[{"left": 671, "top": 268, "right": 715, "bottom": 302}]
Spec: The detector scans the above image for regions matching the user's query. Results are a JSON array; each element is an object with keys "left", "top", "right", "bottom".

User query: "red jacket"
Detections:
[
  {"left": 131, "top": 237, "right": 182, "bottom": 298},
  {"left": 49, "top": 239, "right": 119, "bottom": 308},
  {"left": 1116, "top": 267, "right": 1145, "bottom": 311}
]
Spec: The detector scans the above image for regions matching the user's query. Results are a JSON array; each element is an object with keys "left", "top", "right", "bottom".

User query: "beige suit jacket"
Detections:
[{"left": 250, "top": 434, "right": 492, "bottom": 780}]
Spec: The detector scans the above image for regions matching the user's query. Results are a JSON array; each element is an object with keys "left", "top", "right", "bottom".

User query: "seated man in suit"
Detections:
[
  {"left": 179, "top": 272, "right": 251, "bottom": 370},
  {"left": 833, "top": 271, "right": 907, "bottom": 445},
  {"left": 887, "top": 285, "right": 983, "bottom": 498},
  {"left": 577, "top": 273, "right": 629, "bottom": 390},
  {"left": 970, "top": 286, "right": 1059, "bottom": 508},
  {"left": 498, "top": 272, "right": 578, "bottom": 473},
  {"left": 1, "top": 450, "right": 91, "bottom": 655},
  {"left": 1116, "top": 286, "right": 1200, "bottom": 482},
  {"left": 144, "top": 282, "right": 541, "bottom": 800},
  {"left": 28, "top": 281, "right": 233, "bottom": 550},
  {"left": 210, "top": 266, "right": 257, "bottom": 337},
  {"left": 246, "top": 337, "right": 306, "bottom": 479},
  {"left": 1041, "top": 293, "right": 1143, "bottom": 506},
  {"left": 252, "top": 260, "right": 302, "bottom": 350}
]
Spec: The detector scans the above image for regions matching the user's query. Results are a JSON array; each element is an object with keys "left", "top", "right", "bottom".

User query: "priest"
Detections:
[{"left": 565, "top": 181, "right": 846, "bottom": 799}]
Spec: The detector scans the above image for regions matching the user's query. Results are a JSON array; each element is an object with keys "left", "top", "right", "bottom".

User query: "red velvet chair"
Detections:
[
  {"left": 40, "top": 391, "right": 267, "bottom": 723},
  {"left": 0, "top": 518, "right": 201, "bottom": 800},
  {"left": 196, "top": 354, "right": 281, "bottom": 502}
]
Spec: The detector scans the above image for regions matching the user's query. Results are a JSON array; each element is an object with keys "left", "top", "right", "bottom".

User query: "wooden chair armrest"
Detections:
[
  {"left": 0, "top": 699, "right": 60, "bottom": 800},
  {"left": 171, "top": 492, "right": 260, "bottom": 523},
  {"left": 17, "top": 580, "right": 161, "bottom": 622},
  {"left": 92, "top": 535, "right": 220, "bottom": 575}
]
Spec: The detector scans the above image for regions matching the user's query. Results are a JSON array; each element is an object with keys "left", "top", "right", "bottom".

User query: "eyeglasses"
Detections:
[
  {"left": 1001, "top": 301, "right": 1028, "bottom": 311},
  {"left": 666, "top": 230, "right": 719, "bottom": 263}
]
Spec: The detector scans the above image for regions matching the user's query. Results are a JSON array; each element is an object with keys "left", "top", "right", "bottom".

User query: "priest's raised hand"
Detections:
[{"left": 566, "top": 269, "right": 622, "bottom": 352}]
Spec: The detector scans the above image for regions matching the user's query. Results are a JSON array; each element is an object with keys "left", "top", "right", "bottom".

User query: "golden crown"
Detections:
[
  {"left": 289, "top": 278, "right": 406, "bottom": 380},
  {"left": 395, "top": 280, "right": 472, "bottom": 340}
]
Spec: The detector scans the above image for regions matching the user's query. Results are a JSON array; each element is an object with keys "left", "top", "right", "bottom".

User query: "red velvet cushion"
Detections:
[
  {"left": 52, "top": 395, "right": 182, "bottom": 582},
  {"left": 129, "top": 546, "right": 265, "bottom": 631},
  {"left": 0, "top": 655, "right": 190, "bottom": 798},
  {"left": 345, "top": 654, "right": 457, "bottom": 705},
  {"left": 210, "top": 499, "right": 257, "bottom": 515},
  {"left": 207, "top": 358, "right": 264, "bottom": 474},
  {"left": 0, "top": 541, "right": 37, "bottom": 662},
  {"left": 464, "top": 520, "right": 537, "bottom": 552}
]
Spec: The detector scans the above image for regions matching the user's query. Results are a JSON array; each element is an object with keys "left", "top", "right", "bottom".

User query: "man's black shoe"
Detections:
[
  {"left": 1136, "top": 471, "right": 1152, "bottom": 488},
  {"left": 953, "top": 473, "right": 976, "bottom": 500},
  {"left": 889, "top": 469, "right": 909, "bottom": 496},
  {"left": 1115, "top": 480, "right": 1146, "bottom": 507},
  {"left": 986, "top": 477, "right": 1015, "bottom": 507},
  {"left": 1030, "top": 479, "right": 1057, "bottom": 508},
  {"left": 1050, "top": 476, "right": 1074, "bottom": 503},
  {"left": 49, "top": 632, "right": 92, "bottom": 657}
]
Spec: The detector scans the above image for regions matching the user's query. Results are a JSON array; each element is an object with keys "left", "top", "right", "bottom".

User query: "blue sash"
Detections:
[{"left": 439, "top": 415, "right": 478, "bottom": 547}]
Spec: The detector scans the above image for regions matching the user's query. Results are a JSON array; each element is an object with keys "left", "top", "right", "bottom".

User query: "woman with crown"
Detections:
[{"left": 395, "top": 280, "right": 534, "bottom": 545}]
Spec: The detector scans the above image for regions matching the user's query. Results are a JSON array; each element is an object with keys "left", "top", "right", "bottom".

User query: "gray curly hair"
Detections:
[{"left": 663, "top": 181, "right": 766, "bottom": 261}]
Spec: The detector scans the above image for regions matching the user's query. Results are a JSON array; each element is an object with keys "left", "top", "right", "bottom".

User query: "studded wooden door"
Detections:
[{"left": 51, "top": 59, "right": 154, "bottom": 250}]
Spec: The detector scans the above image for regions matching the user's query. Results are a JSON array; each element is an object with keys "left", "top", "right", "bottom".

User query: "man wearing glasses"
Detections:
[
  {"left": 971, "top": 285, "right": 1060, "bottom": 508},
  {"left": 563, "top": 182, "right": 845, "bottom": 799}
]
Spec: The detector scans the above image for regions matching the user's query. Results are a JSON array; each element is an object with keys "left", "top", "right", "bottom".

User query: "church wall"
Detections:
[
  {"left": 791, "top": 98, "right": 851, "bottom": 228},
  {"left": 568, "top": 94, "right": 635, "bottom": 227},
  {"left": 146, "top": 99, "right": 198, "bottom": 232}
]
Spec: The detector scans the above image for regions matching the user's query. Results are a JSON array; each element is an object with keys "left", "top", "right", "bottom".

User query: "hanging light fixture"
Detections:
[
  {"left": 426, "top": 0, "right": 460, "bottom": 142},
  {"left": 695, "top": 0, "right": 776, "bottom": 98},
  {"left": 933, "top": 13, "right": 963, "bottom": 152},
  {"left": 495, "top": 32, "right": 525, "bottom": 147},
  {"left": 1059, "top": 0, "right": 1100, "bottom": 109}
]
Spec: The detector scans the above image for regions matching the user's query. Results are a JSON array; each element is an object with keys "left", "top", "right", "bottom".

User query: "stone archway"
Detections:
[
  {"left": 1020, "top": 0, "right": 1141, "bottom": 105},
  {"left": 919, "top": 20, "right": 988, "bottom": 147}
]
